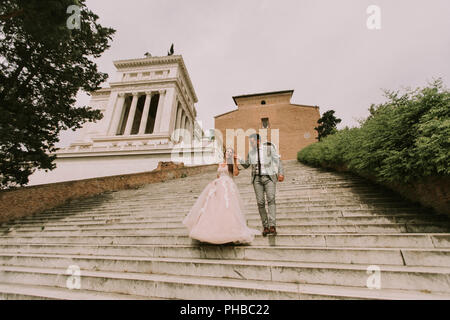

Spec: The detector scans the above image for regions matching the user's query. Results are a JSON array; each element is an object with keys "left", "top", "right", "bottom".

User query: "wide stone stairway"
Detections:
[{"left": 0, "top": 160, "right": 449, "bottom": 299}]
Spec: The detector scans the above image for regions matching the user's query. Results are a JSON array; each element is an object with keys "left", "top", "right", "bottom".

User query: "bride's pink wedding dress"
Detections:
[{"left": 183, "top": 163, "right": 261, "bottom": 244}]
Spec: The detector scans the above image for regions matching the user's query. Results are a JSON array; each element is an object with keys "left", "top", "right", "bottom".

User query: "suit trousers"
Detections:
[{"left": 253, "top": 175, "right": 276, "bottom": 228}]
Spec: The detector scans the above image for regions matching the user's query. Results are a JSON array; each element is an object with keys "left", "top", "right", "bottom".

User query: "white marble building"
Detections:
[{"left": 28, "top": 55, "right": 219, "bottom": 186}]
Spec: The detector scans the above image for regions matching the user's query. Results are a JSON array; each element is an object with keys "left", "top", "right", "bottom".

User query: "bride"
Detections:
[{"left": 182, "top": 147, "right": 260, "bottom": 244}]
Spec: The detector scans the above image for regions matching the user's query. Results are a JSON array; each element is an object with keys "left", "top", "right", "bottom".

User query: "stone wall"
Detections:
[
  {"left": 0, "top": 161, "right": 217, "bottom": 224},
  {"left": 385, "top": 176, "right": 450, "bottom": 216}
]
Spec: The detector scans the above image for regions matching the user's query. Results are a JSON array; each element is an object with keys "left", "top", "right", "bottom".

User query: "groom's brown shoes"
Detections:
[
  {"left": 269, "top": 226, "right": 277, "bottom": 236},
  {"left": 262, "top": 227, "right": 270, "bottom": 237}
]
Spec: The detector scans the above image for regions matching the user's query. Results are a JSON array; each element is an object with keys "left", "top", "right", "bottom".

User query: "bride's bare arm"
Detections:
[{"left": 233, "top": 157, "right": 239, "bottom": 176}]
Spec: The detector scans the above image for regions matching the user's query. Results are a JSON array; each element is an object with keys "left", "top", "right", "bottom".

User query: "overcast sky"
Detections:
[{"left": 58, "top": 0, "right": 450, "bottom": 147}]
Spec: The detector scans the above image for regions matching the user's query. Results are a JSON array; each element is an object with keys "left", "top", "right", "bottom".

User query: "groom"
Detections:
[{"left": 238, "top": 133, "right": 284, "bottom": 236}]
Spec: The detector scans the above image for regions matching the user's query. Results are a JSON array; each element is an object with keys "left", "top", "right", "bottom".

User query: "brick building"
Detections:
[{"left": 214, "top": 90, "right": 320, "bottom": 160}]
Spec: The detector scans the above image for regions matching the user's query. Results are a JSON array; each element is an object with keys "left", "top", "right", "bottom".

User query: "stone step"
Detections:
[
  {"left": 1, "top": 223, "right": 448, "bottom": 236},
  {"left": 1, "top": 253, "right": 449, "bottom": 293},
  {"left": 1, "top": 243, "right": 449, "bottom": 267},
  {"left": 86, "top": 193, "right": 406, "bottom": 205},
  {"left": 10, "top": 213, "right": 430, "bottom": 229},
  {"left": 0, "top": 282, "right": 152, "bottom": 300},
  {"left": 84, "top": 192, "right": 406, "bottom": 200},
  {"left": 18, "top": 204, "right": 414, "bottom": 215},
  {"left": 37, "top": 205, "right": 421, "bottom": 218},
  {"left": 47, "top": 195, "right": 415, "bottom": 207},
  {"left": 41, "top": 200, "right": 420, "bottom": 214},
  {"left": 24, "top": 207, "right": 423, "bottom": 223},
  {"left": 43, "top": 188, "right": 408, "bottom": 200},
  {"left": 148, "top": 178, "right": 376, "bottom": 186},
  {"left": 0, "top": 265, "right": 448, "bottom": 300},
  {"left": 0, "top": 215, "right": 448, "bottom": 233},
  {"left": 3, "top": 208, "right": 432, "bottom": 227},
  {"left": 4, "top": 213, "right": 446, "bottom": 232},
  {"left": 33, "top": 206, "right": 423, "bottom": 220},
  {"left": 2, "top": 160, "right": 448, "bottom": 299},
  {"left": 1, "top": 233, "right": 449, "bottom": 248}
]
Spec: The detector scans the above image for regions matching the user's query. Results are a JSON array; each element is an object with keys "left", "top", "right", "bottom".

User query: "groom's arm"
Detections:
[
  {"left": 277, "top": 153, "right": 284, "bottom": 176},
  {"left": 271, "top": 145, "right": 284, "bottom": 180},
  {"left": 278, "top": 159, "right": 284, "bottom": 177},
  {"left": 238, "top": 152, "right": 251, "bottom": 169}
]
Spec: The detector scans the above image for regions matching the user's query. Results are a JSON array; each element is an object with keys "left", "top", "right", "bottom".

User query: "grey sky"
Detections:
[{"left": 58, "top": 0, "right": 450, "bottom": 147}]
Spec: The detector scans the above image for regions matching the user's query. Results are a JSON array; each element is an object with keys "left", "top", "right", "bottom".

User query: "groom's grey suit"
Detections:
[{"left": 239, "top": 142, "right": 284, "bottom": 228}]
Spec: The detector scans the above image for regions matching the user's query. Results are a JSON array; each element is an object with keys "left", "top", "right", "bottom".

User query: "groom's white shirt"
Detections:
[
  {"left": 239, "top": 142, "right": 284, "bottom": 184},
  {"left": 258, "top": 146, "right": 268, "bottom": 175}
]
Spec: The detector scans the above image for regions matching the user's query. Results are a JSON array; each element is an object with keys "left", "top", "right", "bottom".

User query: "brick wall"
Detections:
[{"left": 215, "top": 103, "right": 320, "bottom": 160}]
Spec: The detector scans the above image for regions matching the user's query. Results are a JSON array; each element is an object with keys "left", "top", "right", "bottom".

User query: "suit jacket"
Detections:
[{"left": 239, "top": 142, "right": 284, "bottom": 184}]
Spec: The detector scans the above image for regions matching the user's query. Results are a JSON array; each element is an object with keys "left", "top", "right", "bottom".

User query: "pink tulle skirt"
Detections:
[{"left": 183, "top": 175, "right": 261, "bottom": 244}]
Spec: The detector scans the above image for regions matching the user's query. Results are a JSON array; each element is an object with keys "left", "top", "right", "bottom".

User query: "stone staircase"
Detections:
[{"left": 0, "top": 160, "right": 449, "bottom": 299}]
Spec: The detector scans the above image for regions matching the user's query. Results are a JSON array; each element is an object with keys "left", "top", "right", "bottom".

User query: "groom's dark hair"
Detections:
[{"left": 249, "top": 133, "right": 260, "bottom": 141}]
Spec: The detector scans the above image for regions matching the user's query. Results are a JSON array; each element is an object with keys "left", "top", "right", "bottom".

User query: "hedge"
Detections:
[{"left": 297, "top": 79, "right": 450, "bottom": 184}]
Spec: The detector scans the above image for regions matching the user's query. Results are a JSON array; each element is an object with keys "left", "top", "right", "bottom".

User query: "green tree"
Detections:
[
  {"left": 0, "top": 0, "right": 115, "bottom": 189},
  {"left": 314, "top": 110, "right": 342, "bottom": 141}
]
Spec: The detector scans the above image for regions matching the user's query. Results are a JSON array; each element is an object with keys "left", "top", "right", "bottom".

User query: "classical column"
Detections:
[
  {"left": 101, "top": 91, "right": 118, "bottom": 136},
  {"left": 153, "top": 89, "right": 166, "bottom": 134},
  {"left": 186, "top": 116, "right": 191, "bottom": 142},
  {"left": 181, "top": 112, "right": 187, "bottom": 130},
  {"left": 159, "top": 87, "right": 176, "bottom": 134},
  {"left": 190, "top": 119, "right": 195, "bottom": 142},
  {"left": 174, "top": 104, "right": 183, "bottom": 140},
  {"left": 185, "top": 118, "right": 193, "bottom": 144},
  {"left": 138, "top": 91, "right": 153, "bottom": 135},
  {"left": 190, "top": 120, "right": 196, "bottom": 142},
  {"left": 124, "top": 92, "right": 139, "bottom": 136},
  {"left": 180, "top": 112, "right": 187, "bottom": 141},
  {"left": 108, "top": 92, "right": 126, "bottom": 135}
]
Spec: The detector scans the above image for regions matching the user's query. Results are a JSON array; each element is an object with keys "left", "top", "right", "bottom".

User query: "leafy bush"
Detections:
[{"left": 298, "top": 79, "right": 450, "bottom": 183}]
